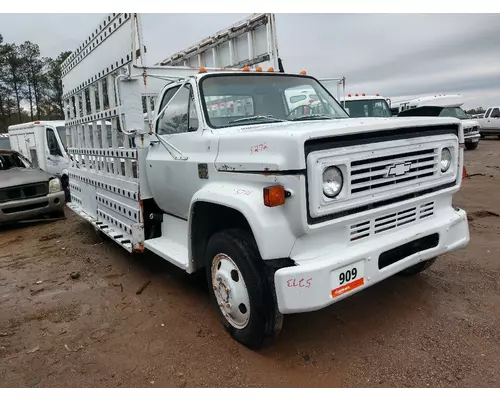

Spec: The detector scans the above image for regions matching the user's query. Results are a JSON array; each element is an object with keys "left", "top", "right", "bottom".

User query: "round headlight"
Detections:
[
  {"left": 440, "top": 148, "right": 452, "bottom": 172},
  {"left": 323, "top": 166, "right": 343, "bottom": 198}
]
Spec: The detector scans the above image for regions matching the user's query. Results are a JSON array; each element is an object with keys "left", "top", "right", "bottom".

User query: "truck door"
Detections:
[
  {"left": 45, "top": 126, "right": 65, "bottom": 176},
  {"left": 489, "top": 107, "right": 500, "bottom": 131},
  {"left": 147, "top": 82, "right": 215, "bottom": 219},
  {"left": 482, "top": 108, "right": 492, "bottom": 132}
]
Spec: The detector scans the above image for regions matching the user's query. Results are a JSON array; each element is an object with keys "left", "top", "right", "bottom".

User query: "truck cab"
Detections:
[
  {"left": 7, "top": 121, "right": 71, "bottom": 201},
  {"left": 340, "top": 93, "right": 392, "bottom": 118}
]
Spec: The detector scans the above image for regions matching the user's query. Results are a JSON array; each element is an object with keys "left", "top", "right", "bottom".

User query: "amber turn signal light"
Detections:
[{"left": 263, "top": 185, "right": 286, "bottom": 207}]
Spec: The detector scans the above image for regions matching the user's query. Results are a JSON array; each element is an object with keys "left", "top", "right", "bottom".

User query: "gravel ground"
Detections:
[{"left": 1, "top": 138, "right": 499, "bottom": 388}]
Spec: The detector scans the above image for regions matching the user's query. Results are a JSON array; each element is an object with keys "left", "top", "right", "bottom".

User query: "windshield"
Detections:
[
  {"left": 200, "top": 74, "right": 349, "bottom": 128},
  {"left": 56, "top": 126, "right": 68, "bottom": 151},
  {"left": 343, "top": 99, "right": 392, "bottom": 118},
  {"left": 439, "top": 107, "right": 469, "bottom": 120},
  {"left": 0, "top": 152, "right": 31, "bottom": 170}
]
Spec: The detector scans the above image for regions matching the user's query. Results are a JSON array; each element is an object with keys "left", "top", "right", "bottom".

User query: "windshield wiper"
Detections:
[
  {"left": 291, "top": 114, "right": 335, "bottom": 121},
  {"left": 228, "top": 115, "right": 286, "bottom": 125}
]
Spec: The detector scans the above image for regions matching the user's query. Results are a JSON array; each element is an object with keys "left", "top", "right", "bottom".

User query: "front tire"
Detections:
[
  {"left": 465, "top": 141, "right": 478, "bottom": 150},
  {"left": 398, "top": 257, "right": 437, "bottom": 276},
  {"left": 61, "top": 175, "right": 71, "bottom": 203},
  {"left": 205, "top": 229, "right": 283, "bottom": 349}
]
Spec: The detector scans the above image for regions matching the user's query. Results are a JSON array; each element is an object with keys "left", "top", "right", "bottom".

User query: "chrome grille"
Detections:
[
  {"left": 350, "top": 201, "right": 435, "bottom": 241},
  {"left": 0, "top": 182, "right": 48, "bottom": 203},
  {"left": 350, "top": 148, "right": 438, "bottom": 195}
]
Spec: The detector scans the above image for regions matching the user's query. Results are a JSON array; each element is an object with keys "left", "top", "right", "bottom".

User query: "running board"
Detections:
[
  {"left": 144, "top": 237, "right": 189, "bottom": 270},
  {"left": 67, "top": 202, "right": 134, "bottom": 252},
  {"left": 144, "top": 213, "right": 190, "bottom": 271}
]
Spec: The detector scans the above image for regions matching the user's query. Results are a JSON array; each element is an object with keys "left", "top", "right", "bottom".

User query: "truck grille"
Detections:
[
  {"left": 0, "top": 182, "right": 48, "bottom": 203},
  {"left": 464, "top": 126, "right": 479, "bottom": 135},
  {"left": 349, "top": 201, "right": 434, "bottom": 241},
  {"left": 350, "top": 148, "right": 438, "bottom": 195}
]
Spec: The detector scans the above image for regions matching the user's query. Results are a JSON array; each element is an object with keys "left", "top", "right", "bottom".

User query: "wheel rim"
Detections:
[{"left": 211, "top": 253, "right": 251, "bottom": 329}]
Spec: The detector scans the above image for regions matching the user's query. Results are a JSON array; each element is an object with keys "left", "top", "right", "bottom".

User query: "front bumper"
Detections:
[
  {"left": 0, "top": 191, "right": 65, "bottom": 223},
  {"left": 464, "top": 133, "right": 480, "bottom": 143},
  {"left": 274, "top": 206, "right": 469, "bottom": 314}
]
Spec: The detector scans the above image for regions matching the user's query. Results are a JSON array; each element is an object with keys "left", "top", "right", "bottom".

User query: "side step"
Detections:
[
  {"left": 144, "top": 237, "right": 189, "bottom": 270},
  {"left": 67, "top": 202, "right": 134, "bottom": 252},
  {"left": 144, "top": 214, "right": 190, "bottom": 271}
]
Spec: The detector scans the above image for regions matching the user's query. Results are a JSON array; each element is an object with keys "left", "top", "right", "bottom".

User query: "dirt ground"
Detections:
[{"left": 1, "top": 139, "right": 500, "bottom": 388}]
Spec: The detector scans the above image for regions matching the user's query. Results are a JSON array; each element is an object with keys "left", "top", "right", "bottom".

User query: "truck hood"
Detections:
[
  {"left": 0, "top": 168, "right": 53, "bottom": 189},
  {"left": 214, "top": 116, "right": 461, "bottom": 172},
  {"left": 460, "top": 119, "right": 480, "bottom": 128}
]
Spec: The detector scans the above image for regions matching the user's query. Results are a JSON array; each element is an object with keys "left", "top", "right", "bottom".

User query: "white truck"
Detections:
[
  {"left": 394, "top": 94, "right": 481, "bottom": 150},
  {"left": 7, "top": 120, "right": 72, "bottom": 201},
  {"left": 62, "top": 13, "right": 470, "bottom": 349},
  {"left": 477, "top": 106, "right": 500, "bottom": 139},
  {"left": 339, "top": 93, "right": 392, "bottom": 118}
]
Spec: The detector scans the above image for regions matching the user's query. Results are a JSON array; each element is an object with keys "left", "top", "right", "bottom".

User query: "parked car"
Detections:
[{"left": 0, "top": 149, "right": 66, "bottom": 224}]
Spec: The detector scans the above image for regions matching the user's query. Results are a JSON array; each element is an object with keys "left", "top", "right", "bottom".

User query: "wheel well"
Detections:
[{"left": 191, "top": 202, "right": 253, "bottom": 272}]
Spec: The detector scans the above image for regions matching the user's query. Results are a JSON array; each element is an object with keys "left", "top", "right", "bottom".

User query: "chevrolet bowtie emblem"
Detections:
[{"left": 386, "top": 162, "right": 411, "bottom": 177}]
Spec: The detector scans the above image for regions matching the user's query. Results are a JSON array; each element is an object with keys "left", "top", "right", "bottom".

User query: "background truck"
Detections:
[
  {"left": 395, "top": 94, "right": 481, "bottom": 150},
  {"left": 477, "top": 106, "right": 500, "bottom": 139},
  {"left": 62, "top": 12, "right": 470, "bottom": 349},
  {"left": 8, "top": 120, "right": 71, "bottom": 201},
  {"left": 338, "top": 93, "right": 392, "bottom": 118}
]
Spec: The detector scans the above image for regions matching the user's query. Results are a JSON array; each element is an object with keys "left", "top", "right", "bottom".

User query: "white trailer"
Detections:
[{"left": 63, "top": 13, "right": 470, "bottom": 349}]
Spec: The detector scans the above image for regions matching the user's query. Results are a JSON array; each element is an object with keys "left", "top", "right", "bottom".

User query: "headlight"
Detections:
[
  {"left": 49, "top": 178, "right": 62, "bottom": 193},
  {"left": 323, "top": 166, "right": 343, "bottom": 198},
  {"left": 440, "top": 148, "right": 452, "bottom": 172}
]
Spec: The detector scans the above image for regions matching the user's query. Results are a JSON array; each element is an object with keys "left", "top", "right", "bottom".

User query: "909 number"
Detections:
[{"left": 339, "top": 267, "right": 357, "bottom": 285}]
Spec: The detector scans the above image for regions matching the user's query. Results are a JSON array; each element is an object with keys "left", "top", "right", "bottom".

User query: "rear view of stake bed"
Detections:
[{"left": 63, "top": 13, "right": 470, "bottom": 349}]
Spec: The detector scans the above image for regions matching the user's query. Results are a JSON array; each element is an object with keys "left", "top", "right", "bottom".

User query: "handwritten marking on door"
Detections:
[
  {"left": 234, "top": 189, "right": 252, "bottom": 196},
  {"left": 250, "top": 143, "right": 268, "bottom": 154}
]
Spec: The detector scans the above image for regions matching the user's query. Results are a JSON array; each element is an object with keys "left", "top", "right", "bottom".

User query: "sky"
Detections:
[{"left": 0, "top": 13, "right": 499, "bottom": 109}]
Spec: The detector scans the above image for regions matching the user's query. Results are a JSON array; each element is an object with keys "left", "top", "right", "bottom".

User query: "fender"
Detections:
[{"left": 189, "top": 181, "right": 298, "bottom": 262}]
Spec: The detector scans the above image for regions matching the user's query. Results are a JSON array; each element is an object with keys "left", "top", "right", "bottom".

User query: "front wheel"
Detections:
[
  {"left": 465, "top": 142, "right": 478, "bottom": 150},
  {"left": 205, "top": 229, "right": 283, "bottom": 349},
  {"left": 61, "top": 175, "right": 71, "bottom": 203},
  {"left": 398, "top": 257, "right": 437, "bottom": 276}
]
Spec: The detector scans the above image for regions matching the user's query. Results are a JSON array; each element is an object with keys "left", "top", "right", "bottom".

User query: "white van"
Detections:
[{"left": 7, "top": 120, "right": 71, "bottom": 201}]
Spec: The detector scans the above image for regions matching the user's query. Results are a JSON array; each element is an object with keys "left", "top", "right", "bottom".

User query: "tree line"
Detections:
[{"left": 0, "top": 33, "right": 71, "bottom": 132}]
